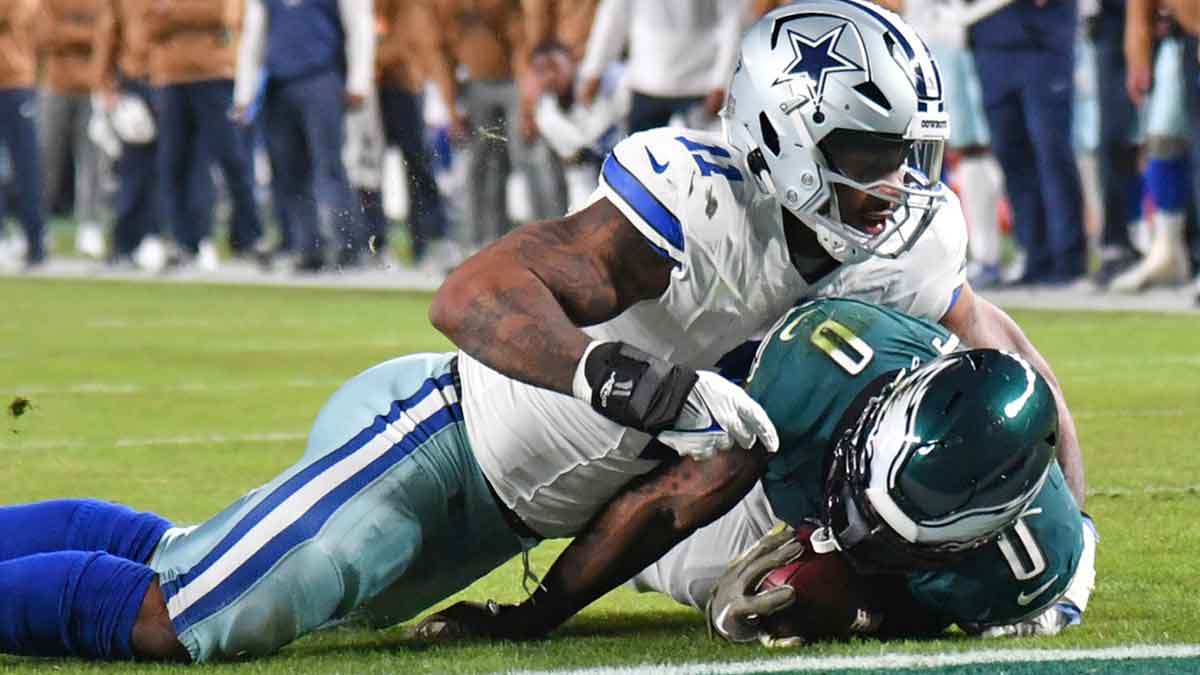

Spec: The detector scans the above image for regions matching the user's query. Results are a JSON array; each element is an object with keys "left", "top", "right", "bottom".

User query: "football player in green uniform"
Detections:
[{"left": 628, "top": 297, "right": 1095, "bottom": 644}]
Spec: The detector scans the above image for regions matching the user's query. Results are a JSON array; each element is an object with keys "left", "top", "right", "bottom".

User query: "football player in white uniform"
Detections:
[{"left": 421, "top": 0, "right": 1086, "bottom": 639}]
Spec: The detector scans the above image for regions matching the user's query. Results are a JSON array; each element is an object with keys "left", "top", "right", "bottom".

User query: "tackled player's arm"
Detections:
[
  {"left": 429, "top": 198, "right": 672, "bottom": 395},
  {"left": 424, "top": 442, "right": 770, "bottom": 639},
  {"left": 940, "top": 283, "right": 1087, "bottom": 506}
]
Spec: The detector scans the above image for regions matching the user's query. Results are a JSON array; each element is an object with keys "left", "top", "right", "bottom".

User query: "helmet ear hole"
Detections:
[{"left": 759, "top": 112, "right": 781, "bottom": 156}]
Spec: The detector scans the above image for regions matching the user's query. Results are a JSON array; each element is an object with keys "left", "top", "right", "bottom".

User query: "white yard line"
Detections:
[
  {"left": 1072, "top": 409, "right": 1187, "bottom": 421},
  {"left": 1088, "top": 484, "right": 1200, "bottom": 497},
  {"left": 10, "top": 379, "right": 343, "bottom": 396},
  {"left": 86, "top": 318, "right": 213, "bottom": 328},
  {"left": 521, "top": 644, "right": 1200, "bottom": 675},
  {"left": 114, "top": 432, "right": 307, "bottom": 447},
  {"left": 1058, "top": 355, "right": 1200, "bottom": 370},
  {"left": 3, "top": 432, "right": 306, "bottom": 452}
]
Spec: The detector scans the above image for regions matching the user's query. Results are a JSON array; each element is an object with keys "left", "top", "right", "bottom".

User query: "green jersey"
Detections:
[{"left": 744, "top": 298, "right": 1083, "bottom": 625}]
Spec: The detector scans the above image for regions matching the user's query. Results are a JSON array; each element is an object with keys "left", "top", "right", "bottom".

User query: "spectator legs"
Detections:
[
  {"left": 505, "top": 94, "right": 566, "bottom": 222},
  {"left": 297, "top": 71, "right": 362, "bottom": 266},
  {"left": 37, "top": 92, "right": 74, "bottom": 217},
  {"left": 264, "top": 71, "right": 362, "bottom": 269},
  {"left": 109, "top": 81, "right": 160, "bottom": 260},
  {"left": 380, "top": 87, "right": 450, "bottom": 262},
  {"left": 1091, "top": 10, "right": 1141, "bottom": 272},
  {"left": 72, "top": 98, "right": 106, "bottom": 233},
  {"left": 462, "top": 80, "right": 512, "bottom": 248},
  {"left": 0, "top": 88, "right": 45, "bottom": 264},
  {"left": 1184, "top": 36, "right": 1200, "bottom": 281},
  {"left": 1020, "top": 49, "right": 1086, "bottom": 282},
  {"left": 264, "top": 86, "right": 321, "bottom": 267},
  {"left": 158, "top": 83, "right": 213, "bottom": 256},
  {"left": 976, "top": 48, "right": 1085, "bottom": 284},
  {"left": 977, "top": 52, "right": 1046, "bottom": 282},
  {"left": 190, "top": 80, "right": 262, "bottom": 253}
]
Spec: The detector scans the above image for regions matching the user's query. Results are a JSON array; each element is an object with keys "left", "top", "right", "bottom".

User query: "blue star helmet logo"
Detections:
[{"left": 773, "top": 23, "right": 863, "bottom": 97}]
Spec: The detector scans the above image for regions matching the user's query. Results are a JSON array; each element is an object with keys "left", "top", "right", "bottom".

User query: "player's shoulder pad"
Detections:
[{"left": 599, "top": 127, "right": 750, "bottom": 266}]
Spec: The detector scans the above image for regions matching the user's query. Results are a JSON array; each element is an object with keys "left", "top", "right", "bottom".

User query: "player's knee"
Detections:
[{"left": 131, "top": 580, "right": 189, "bottom": 661}]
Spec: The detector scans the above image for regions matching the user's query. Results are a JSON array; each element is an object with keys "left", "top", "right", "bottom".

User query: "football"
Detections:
[{"left": 756, "top": 525, "right": 882, "bottom": 642}]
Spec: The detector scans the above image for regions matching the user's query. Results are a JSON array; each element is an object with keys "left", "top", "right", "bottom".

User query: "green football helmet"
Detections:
[{"left": 814, "top": 349, "right": 1058, "bottom": 573}]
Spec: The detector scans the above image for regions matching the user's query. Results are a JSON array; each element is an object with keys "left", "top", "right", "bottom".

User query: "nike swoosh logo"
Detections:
[
  {"left": 646, "top": 147, "right": 670, "bottom": 174},
  {"left": 1016, "top": 574, "right": 1060, "bottom": 606}
]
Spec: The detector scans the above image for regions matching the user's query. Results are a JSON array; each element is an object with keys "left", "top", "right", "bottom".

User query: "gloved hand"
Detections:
[
  {"left": 408, "top": 600, "right": 543, "bottom": 642},
  {"left": 981, "top": 601, "right": 1079, "bottom": 638},
  {"left": 706, "top": 523, "right": 804, "bottom": 643},
  {"left": 574, "top": 341, "right": 778, "bottom": 459},
  {"left": 657, "top": 370, "right": 779, "bottom": 459}
]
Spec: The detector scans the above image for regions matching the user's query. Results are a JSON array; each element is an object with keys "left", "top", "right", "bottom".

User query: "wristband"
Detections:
[{"left": 572, "top": 340, "right": 697, "bottom": 434}]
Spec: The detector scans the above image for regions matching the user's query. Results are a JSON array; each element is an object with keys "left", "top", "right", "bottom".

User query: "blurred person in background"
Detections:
[
  {"left": 344, "top": 75, "right": 388, "bottom": 267},
  {"left": 520, "top": 0, "right": 611, "bottom": 210},
  {"left": 970, "top": 0, "right": 1088, "bottom": 285},
  {"left": 578, "top": 0, "right": 747, "bottom": 134},
  {"left": 0, "top": 0, "right": 46, "bottom": 268},
  {"left": 36, "top": 0, "right": 108, "bottom": 260},
  {"left": 148, "top": 0, "right": 262, "bottom": 271},
  {"left": 523, "top": 39, "right": 628, "bottom": 210},
  {"left": 430, "top": 0, "right": 522, "bottom": 251},
  {"left": 1118, "top": 3, "right": 1197, "bottom": 292},
  {"left": 1088, "top": 0, "right": 1145, "bottom": 286},
  {"left": 903, "top": 0, "right": 1006, "bottom": 289},
  {"left": 233, "top": 0, "right": 375, "bottom": 273},
  {"left": 93, "top": 0, "right": 166, "bottom": 269},
  {"left": 374, "top": 0, "right": 460, "bottom": 272}
]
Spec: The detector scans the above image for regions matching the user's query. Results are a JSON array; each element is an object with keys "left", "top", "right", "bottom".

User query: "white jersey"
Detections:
[{"left": 462, "top": 127, "right": 967, "bottom": 538}]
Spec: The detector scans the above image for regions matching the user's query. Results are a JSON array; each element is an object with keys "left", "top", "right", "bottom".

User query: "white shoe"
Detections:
[
  {"left": 197, "top": 239, "right": 220, "bottom": 272},
  {"left": 133, "top": 235, "right": 168, "bottom": 272},
  {"left": 1128, "top": 218, "right": 1152, "bottom": 256},
  {"left": 1110, "top": 213, "right": 1191, "bottom": 292},
  {"left": 1002, "top": 250, "right": 1027, "bottom": 285},
  {"left": 76, "top": 222, "right": 105, "bottom": 259}
]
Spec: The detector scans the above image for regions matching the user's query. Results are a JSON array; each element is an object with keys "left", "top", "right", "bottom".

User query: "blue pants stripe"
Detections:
[
  {"left": 171, "top": 403, "right": 461, "bottom": 633},
  {"left": 160, "top": 372, "right": 456, "bottom": 608}
]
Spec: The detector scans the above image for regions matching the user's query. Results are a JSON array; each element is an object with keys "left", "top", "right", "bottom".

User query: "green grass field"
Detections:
[{"left": 2, "top": 278, "right": 1199, "bottom": 674}]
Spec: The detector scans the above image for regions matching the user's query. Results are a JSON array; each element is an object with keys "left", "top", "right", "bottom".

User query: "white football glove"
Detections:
[
  {"left": 981, "top": 602, "right": 1078, "bottom": 638},
  {"left": 656, "top": 370, "right": 779, "bottom": 460}
]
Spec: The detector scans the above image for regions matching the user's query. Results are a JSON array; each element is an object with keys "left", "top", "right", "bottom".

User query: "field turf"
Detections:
[{"left": 2, "top": 277, "right": 1199, "bottom": 673}]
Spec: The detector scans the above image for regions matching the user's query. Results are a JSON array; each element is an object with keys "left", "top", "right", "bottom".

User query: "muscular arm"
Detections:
[
  {"left": 940, "top": 283, "right": 1087, "bottom": 506},
  {"left": 508, "top": 443, "right": 769, "bottom": 636},
  {"left": 429, "top": 197, "right": 673, "bottom": 394}
]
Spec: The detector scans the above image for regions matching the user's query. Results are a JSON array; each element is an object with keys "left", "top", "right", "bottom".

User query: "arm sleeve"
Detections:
[
  {"left": 233, "top": 0, "right": 267, "bottom": 108},
  {"left": 577, "top": 0, "right": 631, "bottom": 81},
  {"left": 339, "top": 0, "right": 377, "bottom": 97}
]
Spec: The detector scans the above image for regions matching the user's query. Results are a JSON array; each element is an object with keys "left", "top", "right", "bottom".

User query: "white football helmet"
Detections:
[{"left": 724, "top": 0, "right": 950, "bottom": 263}]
